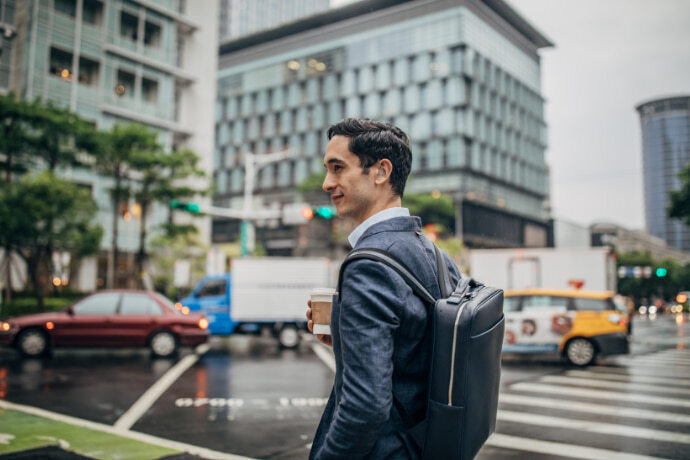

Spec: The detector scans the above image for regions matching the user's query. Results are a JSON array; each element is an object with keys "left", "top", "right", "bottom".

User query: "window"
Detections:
[
  {"left": 115, "top": 69, "right": 135, "bottom": 98},
  {"left": 504, "top": 296, "right": 521, "bottom": 312},
  {"left": 120, "top": 294, "right": 163, "bottom": 315},
  {"left": 120, "top": 11, "right": 138, "bottom": 42},
  {"left": 73, "top": 293, "right": 120, "bottom": 315},
  {"left": 198, "top": 280, "right": 226, "bottom": 297},
  {"left": 82, "top": 0, "right": 103, "bottom": 26},
  {"left": 522, "top": 296, "right": 570, "bottom": 311},
  {"left": 144, "top": 21, "right": 161, "bottom": 48},
  {"left": 55, "top": 0, "right": 76, "bottom": 17},
  {"left": 78, "top": 56, "right": 99, "bottom": 86},
  {"left": 49, "top": 47, "right": 73, "bottom": 81},
  {"left": 573, "top": 297, "right": 614, "bottom": 312},
  {"left": 142, "top": 77, "right": 158, "bottom": 103}
]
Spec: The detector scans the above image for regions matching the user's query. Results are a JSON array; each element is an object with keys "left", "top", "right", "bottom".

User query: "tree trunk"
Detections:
[
  {"left": 110, "top": 170, "right": 121, "bottom": 289},
  {"left": 137, "top": 201, "right": 148, "bottom": 289},
  {"left": 2, "top": 248, "right": 12, "bottom": 303},
  {"left": 26, "top": 253, "right": 44, "bottom": 313}
]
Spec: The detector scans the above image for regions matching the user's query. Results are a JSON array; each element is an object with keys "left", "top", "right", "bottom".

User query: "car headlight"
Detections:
[
  {"left": 198, "top": 318, "right": 209, "bottom": 330},
  {"left": 0, "top": 321, "right": 10, "bottom": 332}
]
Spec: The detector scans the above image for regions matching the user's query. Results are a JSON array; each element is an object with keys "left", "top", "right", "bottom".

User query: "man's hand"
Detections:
[{"left": 307, "top": 300, "right": 333, "bottom": 347}]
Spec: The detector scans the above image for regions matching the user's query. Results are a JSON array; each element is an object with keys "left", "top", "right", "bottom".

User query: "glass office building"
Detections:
[
  {"left": 637, "top": 96, "right": 690, "bottom": 251},
  {"left": 0, "top": 0, "right": 15, "bottom": 93},
  {"left": 216, "top": 0, "right": 553, "bottom": 253},
  {"left": 219, "top": 0, "right": 330, "bottom": 41},
  {"left": 8, "top": 0, "right": 217, "bottom": 288}
]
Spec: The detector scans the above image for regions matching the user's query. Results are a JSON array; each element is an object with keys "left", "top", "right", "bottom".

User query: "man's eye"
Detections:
[{"left": 333, "top": 165, "right": 342, "bottom": 171}]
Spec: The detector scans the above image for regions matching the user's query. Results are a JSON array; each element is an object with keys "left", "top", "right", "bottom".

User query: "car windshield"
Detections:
[{"left": 155, "top": 293, "right": 183, "bottom": 315}]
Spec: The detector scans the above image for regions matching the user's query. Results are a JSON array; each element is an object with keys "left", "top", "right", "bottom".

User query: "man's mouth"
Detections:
[{"left": 331, "top": 194, "right": 343, "bottom": 203}]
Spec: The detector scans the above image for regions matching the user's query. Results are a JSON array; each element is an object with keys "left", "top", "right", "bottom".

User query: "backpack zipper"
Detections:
[{"left": 448, "top": 300, "right": 469, "bottom": 405}]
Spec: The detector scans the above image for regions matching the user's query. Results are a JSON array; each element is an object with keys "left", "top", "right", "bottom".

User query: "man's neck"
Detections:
[{"left": 354, "top": 197, "right": 402, "bottom": 226}]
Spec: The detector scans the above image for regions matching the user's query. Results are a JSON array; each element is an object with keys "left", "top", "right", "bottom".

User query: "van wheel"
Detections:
[
  {"left": 150, "top": 331, "right": 178, "bottom": 357},
  {"left": 278, "top": 325, "right": 300, "bottom": 349},
  {"left": 565, "top": 338, "right": 596, "bottom": 366},
  {"left": 17, "top": 328, "right": 49, "bottom": 357}
]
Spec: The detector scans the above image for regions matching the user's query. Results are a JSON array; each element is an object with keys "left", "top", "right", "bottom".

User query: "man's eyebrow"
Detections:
[{"left": 325, "top": 158, "right": 345, "bottom": 166}]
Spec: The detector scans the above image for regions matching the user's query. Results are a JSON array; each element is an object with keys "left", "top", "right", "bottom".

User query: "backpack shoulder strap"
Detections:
[{"left": 338, "top": 248, "right": 435, "bottom": 305}]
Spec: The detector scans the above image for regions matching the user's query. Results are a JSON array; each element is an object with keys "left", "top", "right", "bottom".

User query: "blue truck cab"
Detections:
[{"left": 180, "top": 274, "right": 236, "bottom": 335}]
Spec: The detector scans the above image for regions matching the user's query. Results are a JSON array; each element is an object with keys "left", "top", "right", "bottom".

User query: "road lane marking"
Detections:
[
  {"left": 0, "top": 399, "right": 253, "bottom": 459},
  {"left": 497, "top": 409, "right": 690, "bottom": 444},
  {"left": 485, "top": 433, "right": 666, "bottom": 460},
  {"left": 499, "top": 393, "right": 690, "bottom": 424},
  {"left": 510, "top": 382, "right": 690, "bottom": 408},
  {"left": 539, "top": 375, "right": 690, "bottom": 395},
  {"left": 565, "top": 370, "right": 690, "bottom": 386},
  {"left": 114, "top": 343, "right": 210, "bottom": 431},
  {"left": 309, "top": 342, "right": 335, "bottom": 373},
  {"left": 585, "top": 366, "right": 687, "bottom": 379},
  {"left": 615, "top": 357, "right": 690, "bottom": 368}
]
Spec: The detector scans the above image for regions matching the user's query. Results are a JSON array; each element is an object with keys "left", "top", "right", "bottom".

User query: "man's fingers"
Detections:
[{"left": 307, "top": 319, "right": 313, "bottom": 332}]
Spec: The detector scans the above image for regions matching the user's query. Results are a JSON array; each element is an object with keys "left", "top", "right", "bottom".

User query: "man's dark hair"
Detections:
[{"left": 327, "top": 118, "right": 412, "bottom": 197}]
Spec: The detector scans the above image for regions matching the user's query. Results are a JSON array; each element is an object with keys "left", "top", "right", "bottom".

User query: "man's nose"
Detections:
[{"left": 322, "top": 173, "right": 335, "bottom": 192}]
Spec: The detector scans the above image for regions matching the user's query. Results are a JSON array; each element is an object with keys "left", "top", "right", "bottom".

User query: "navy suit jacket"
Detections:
[{"left": 310, "top": 216, "right": 460, "bottom": 459}]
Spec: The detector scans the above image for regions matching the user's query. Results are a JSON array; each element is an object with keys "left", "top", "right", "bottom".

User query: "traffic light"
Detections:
[
  {"left": 655, "top": 267, "right": 668, "bottom": 278},
  {"left": 170, "top": 199, "right": 201, "bottom": 214},
  {"left": 314, "top": 206, "right": 335, "bottom": 219},
  {"left": 281, "top": 203, "right": 336, "bottom": 224}
]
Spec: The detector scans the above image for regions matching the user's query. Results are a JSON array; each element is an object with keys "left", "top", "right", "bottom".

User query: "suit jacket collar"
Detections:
[{"left": 354, "top": 216, "right": 423, "bottom": 248}]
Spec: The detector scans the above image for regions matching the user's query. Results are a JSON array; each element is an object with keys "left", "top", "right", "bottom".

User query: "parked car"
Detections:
[
  {"left": 0, "top": 290, "right": 209, "bottom": 358},
  {"left": 502, "top": 289, "right": 630, "bottom": 366}
]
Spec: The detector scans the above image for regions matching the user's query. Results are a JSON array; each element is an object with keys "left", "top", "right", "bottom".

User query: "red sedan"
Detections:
[{"left": 0, "top": 290, "right": 209, "bottom": 358}]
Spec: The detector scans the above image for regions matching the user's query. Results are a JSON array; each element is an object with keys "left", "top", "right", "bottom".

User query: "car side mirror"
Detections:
[{"left": 67, "top": 306, "right": 75, "bottom": 316}]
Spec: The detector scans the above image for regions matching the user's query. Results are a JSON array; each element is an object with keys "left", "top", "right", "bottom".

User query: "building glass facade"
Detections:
[
  {"left": 219, "top": 0, "right": 330, "bottom": 41},
  {"left": 9, "top": 0, "right": 217, "bottom": 288},
  {"left": 216, "top": 0, "right": 552, "bottom": 251},
  {"left": 637, "top": 96, "right": 690, "bottom": 251}
]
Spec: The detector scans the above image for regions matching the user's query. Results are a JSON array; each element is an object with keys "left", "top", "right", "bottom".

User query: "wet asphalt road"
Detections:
[{"left": 0, "top": 314, "right": 689, "bottom": 459}]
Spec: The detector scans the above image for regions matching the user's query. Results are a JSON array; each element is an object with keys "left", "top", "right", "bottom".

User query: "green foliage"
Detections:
[
  {"left": 1, "top": 296, "right": 78, "bottom": 319},
  {"left": 669, "top": 163, "right": 690, "bottom": 226},
  {"left": 297, "top": 171, "right": 327, "bottom": 193},
  {"left": 148, "top": 231, "right": 207, "bottom": 298},
  {"left": 617, "top": 251, "right": 690, "bottom": 303},
  {"left": 403, "top": 192, "right": 456, "bottom": 235}
]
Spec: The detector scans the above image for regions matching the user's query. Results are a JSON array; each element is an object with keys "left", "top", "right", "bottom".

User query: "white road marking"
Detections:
[
  {"left": 510, "top": 382, "right": 690, "bottom": 408},
  {"left": 310, "top": 342, "right": 335, "bottom": 373},
  {"left": 539, "top": 375, "right": 690, "bottom": 395},
  {"left": 0, "top": 399, "right": 252, "bottom": 459},
  {"left": 498, "top": 409, "right": 690, "bottom": 444},
  {"left": 114, "top": 343, "right": 210, "bottom": 430},
  {"left": 615, "top": 358, "right": 690, "bottom": 368},
  {"left": 565, "top": 369, "right": 690, "bottom": 386},
  {"left": 485, "top": 433, "right": 666, "bottom": 460},
  {"left": 499, "top": 393, "right": 690, "bottom": 424}
]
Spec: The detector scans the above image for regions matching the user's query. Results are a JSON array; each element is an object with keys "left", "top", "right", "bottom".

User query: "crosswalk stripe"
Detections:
[
  {"left": 539, "top": 375, "right": 690, "bottom": 395},
  {"left": 618, "top": 355, "right": 690, "bottom": 365},
  {"left": 565, "top": 370, "right": 690, "bottom": 386},
  {"left": 510, "top": 382, "right": 690, "bottom": 408},
  {"left": 589, "top": 365, "right": 688, "bottom": 379},
  {"left": 499, "top": 393, "right": 690, "bottom": 424},
  {"left": 498, "top": 409, "right": 690, "bottom": 444},
  {"left": 485, "top": 433, "right": 666, "bottom": 460}
]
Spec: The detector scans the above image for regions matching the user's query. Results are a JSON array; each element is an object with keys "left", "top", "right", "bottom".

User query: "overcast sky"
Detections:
[{"left": 331, "top": 0, "right": 690, "bottom": 230}]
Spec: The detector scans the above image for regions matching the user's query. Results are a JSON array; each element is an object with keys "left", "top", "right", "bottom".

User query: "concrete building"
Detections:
[
  {"left": 0, "top": 0, "right": 15, "bottom": 93},
  {"left": 215, "top": 0, "right": 553, "bottom": 254},
  {"left": 636, "top": 95, "right": 690, "bottom": 252},
  {"left": 7, "top": 0, "right": 217, "bottom": 289},
  {"left": 219, "top": 0, "right": 330, "bottom": 41},
  {"left": 591, "top": 222, "right": 690, "bottom": 264}
]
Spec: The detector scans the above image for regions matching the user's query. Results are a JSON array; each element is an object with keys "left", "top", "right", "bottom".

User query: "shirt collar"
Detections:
[{"left": 348, "top": 207, "right": 410, "bottom": 248}]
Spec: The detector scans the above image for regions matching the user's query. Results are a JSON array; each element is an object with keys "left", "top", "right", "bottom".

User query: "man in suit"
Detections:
[{"left": 307, "top": 118, "right": 460, "bottom": 459}]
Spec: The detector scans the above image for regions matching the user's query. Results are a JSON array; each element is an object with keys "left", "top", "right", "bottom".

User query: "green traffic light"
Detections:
[
  {"left": 187, "top": 203, "right": 200, "bottom": 214},
  {"left": 656, "top": 267, "right": 668, "bottom": 277},
  {"left": 317, "top": 206, "right": 334, "bottom": 219}
]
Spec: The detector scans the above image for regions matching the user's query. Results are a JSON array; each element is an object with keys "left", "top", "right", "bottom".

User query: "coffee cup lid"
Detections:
[{"left": 310, "top": 287, "right": 336, "bottom": 296}]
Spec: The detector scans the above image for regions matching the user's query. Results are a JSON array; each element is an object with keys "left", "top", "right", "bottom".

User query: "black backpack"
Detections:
[{"left": 340, "top": 244, "right": 504, "bottom": 459}]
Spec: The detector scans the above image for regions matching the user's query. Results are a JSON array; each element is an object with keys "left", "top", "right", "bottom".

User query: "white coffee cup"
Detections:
[{"left": 310, "top": 288, "right": 336, "bottom": 335}]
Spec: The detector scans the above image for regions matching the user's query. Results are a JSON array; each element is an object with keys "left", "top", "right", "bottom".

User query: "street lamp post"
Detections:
[{"left": 240, "top": 150, "right": 293, "bottom": 256}]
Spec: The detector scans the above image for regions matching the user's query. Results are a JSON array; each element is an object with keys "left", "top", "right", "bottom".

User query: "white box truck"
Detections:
[
  {"left": 179, "top": 257, "right": 333, "bottom": 348},
  {"left": 469, "top": 247, "right": 617, "bottom": 292}
]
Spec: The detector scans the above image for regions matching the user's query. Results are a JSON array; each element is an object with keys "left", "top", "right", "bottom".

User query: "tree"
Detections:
[
  {"left": 402, "top": 192, "right": 456, "bottom": 236},
  {"left": 148, "top": 231, "right": 207, "bottom": 299},
  {"left": 94, "top": 124, "right": 158, "bottom": 288},
  {"left": 0, "top": 172, "right": 102, "bottom": 311},
  {"left": 129, "top": 146, "right": 208, "bottom": 286},
  {"left": 669, "top": 163, "right": 690, "bottom": 226}
]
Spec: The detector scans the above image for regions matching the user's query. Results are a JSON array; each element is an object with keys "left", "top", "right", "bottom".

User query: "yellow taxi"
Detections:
[{"left": 502, "top": 289, "right": 630, "bottom": 366}]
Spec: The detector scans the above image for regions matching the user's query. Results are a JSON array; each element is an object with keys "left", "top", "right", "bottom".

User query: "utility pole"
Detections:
[{"left": 240, "top": 150, "right": 293, "bottom": 256}]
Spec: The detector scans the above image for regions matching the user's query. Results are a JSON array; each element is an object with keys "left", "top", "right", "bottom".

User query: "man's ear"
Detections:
[{"left": 374, "top": 159, "right": 393, "bottom": 185}]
